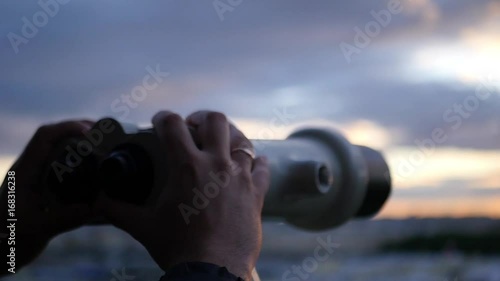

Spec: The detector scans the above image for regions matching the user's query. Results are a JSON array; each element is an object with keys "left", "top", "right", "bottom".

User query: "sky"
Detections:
[{"left": 0, "top": 0, "right": 499, "bottom": 218}]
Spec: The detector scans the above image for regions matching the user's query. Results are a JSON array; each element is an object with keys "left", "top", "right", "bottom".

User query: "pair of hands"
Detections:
[{"left": 0, "top": 110, "right": 270, "bottom": 280}]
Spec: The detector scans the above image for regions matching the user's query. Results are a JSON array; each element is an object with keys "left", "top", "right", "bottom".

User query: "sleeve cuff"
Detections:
[{"left": 160, "top": 262, "right": 244, "bottom": 281}]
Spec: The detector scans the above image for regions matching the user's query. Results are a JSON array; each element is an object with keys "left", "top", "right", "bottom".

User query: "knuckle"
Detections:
[
  {"left": 182, "top": 150, "right": 200, "bottom": 164},
  {"left": 213, "top": 157, "right": 233, "bottom": 172},
  {"left": 161, "top": 113, "right": 183, "bottom": 126},
  {"left": 186, "top": 110, "right": 204, "bottom": 120},
  {"left": 179, "top": 158, "right": 201, "bottom": 180},
  {"left": 206, "top": 112, "right": 227, "bottom": 124},
  {"left": 35, "top": 124, "right": 52, "bottom": 138},
  {"left": 232, "top": 134, "right": 250, "bottom": 147}
]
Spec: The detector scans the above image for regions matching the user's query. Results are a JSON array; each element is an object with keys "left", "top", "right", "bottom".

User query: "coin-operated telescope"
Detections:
[{"left": 44, "top": 118, "right": 391, "bottom": 231}]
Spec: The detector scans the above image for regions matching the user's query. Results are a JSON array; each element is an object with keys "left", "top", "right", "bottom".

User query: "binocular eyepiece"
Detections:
[{"left": 44, "top": 118, "right": 391, "bottom": 231}]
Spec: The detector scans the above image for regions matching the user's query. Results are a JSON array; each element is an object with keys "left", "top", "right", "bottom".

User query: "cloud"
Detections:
[
  {"left": 386, "top": 147, "right": 500, "bottom": 189},
  {"left": 0, "top": 156, "right": 16, "bottom": 180},
  {"left": 379, "top": 195, "right": 500, "bottom": 218},
  {"left": 473, "top": 174, "right": 500, "bottom": 189},
  {"left": 234, "top": 117, "right": 403, "bottom": 150},
  {"left": 402, "top": 0, "right": 441, "bottom": 27},
  {"left": 0, "top": 0, "right": 499, "bottom": 205}
]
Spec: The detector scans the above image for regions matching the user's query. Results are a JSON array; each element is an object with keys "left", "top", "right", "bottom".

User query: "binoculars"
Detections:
[{"left": 43, "top": 118, "right": 391, "bottom": 231}]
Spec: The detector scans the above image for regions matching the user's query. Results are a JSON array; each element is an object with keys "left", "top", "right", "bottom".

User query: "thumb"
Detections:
[{"left": 94, "top": 194, "right": 151, "bottom": 239}]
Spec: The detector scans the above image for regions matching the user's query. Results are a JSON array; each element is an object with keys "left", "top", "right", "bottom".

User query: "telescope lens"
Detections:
[
  {"left": 101, "top": 152, "right": 135, "bottom": 176},
  {"left": 318, "top": 165, "right": 333, "bottom": 189},
  {"left": 98, "top": 144, "right": 154, "bottom": 205},
  {"left": 355, "top": 146, "right": 391, "bottom": 218}
]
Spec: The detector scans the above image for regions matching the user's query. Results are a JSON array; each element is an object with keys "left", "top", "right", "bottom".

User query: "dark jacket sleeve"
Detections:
[{"left": 160, "top": 262, "right": 244, "bottom": 281}]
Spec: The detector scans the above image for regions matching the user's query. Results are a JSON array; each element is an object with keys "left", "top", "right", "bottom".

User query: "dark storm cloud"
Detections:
[{"left": 0, "top": 0, "right": 498, "bottom": 154}]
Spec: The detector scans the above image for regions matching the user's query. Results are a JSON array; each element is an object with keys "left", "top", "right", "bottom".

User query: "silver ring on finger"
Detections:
[{"left": 231, "top": 147, "right": 256, "bottom": 160}]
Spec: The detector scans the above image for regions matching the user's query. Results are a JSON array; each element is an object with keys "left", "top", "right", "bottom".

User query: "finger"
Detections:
[
  {"left": 94, "top": 194, "right": 151, "bottom": 239},
  {"left": 251, "top": 157, "right": 270, "bottom": 198},
  {"left": 186, "top": 111, "right": 230, "bottom": 157},
  {"left": 152, "top": 111, "right": 199, "bottom": 162},
  {"left": 33, "top": 120, "right": 94, "bottom": 143},
  {"left": 228, "top": 123, "right": 254, "bottom": 171},
  {"left": 25, "top": 120, "right": 94, "bottom": 164},
  {"left": 80, "top": 120, "right": 96, "bottom": 128}
]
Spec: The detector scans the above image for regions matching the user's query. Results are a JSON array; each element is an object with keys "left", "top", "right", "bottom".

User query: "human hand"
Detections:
[
  {"left": 97, "top": 110, "right": 270, "bottom": 280},
  {"left": 0, "top": 120, "right": 94, "bottom": 274}
]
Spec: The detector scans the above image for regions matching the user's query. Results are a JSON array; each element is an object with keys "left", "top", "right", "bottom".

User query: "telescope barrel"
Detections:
[
  {"left": 44, "top": 119, "right": 391, "bottom": 231},
  {"left": 252, "top": 128, "right": 391, "bottom": 230}
]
